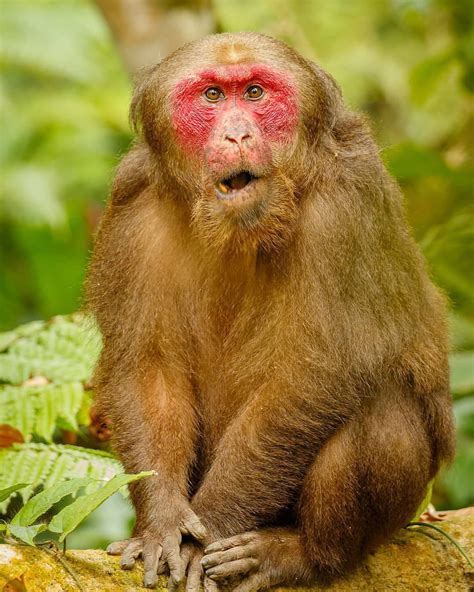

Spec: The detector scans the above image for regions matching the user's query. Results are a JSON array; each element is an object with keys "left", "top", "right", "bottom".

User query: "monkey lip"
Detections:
[{"left": 215, "top": 171, "right": 259, "bottom": 200}]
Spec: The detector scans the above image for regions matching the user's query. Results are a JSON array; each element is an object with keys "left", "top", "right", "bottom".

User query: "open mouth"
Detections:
[{"left": 216, "top": 171, "right": 258, "bottom": 199}]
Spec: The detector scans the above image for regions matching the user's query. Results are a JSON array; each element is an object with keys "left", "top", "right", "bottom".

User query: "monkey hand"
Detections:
[{"left": 107, "top": 503, "right": 207, "bottom": 590}]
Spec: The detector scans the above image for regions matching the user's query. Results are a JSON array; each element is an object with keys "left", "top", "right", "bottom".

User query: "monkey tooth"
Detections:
[{"left": 216, "top": 171, "right": 257, "bottom": 198}]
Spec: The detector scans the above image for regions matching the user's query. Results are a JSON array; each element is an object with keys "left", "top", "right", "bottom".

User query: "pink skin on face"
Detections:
[{"left": 171, "top": 64, "right": 299, "bottom": 172}]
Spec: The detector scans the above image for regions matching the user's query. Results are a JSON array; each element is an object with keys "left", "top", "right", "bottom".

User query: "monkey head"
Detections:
[{"left": 131, "top": 32, "right": 342, "bottom": 252}]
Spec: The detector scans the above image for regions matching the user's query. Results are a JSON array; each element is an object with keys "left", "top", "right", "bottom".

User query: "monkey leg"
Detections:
[
  {"left": 202, "top": 390, "right": 432, "bottom": 589},
  {"left": 298, "top": 390, "right": 432, "bottom": 576}
]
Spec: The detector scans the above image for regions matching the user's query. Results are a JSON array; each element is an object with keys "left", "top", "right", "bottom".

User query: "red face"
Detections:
[{"left": 171, "top": 64, "right": 299, "bottom": 202}]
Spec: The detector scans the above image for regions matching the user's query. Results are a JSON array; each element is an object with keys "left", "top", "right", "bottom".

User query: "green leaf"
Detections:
[
  {"left": 450, "top": 352, "right": 474, "bottom": 396},
  {"left": 0, "top": 443, "right": 123, "bottom": 512},
  {"left": 0, "top": 483, "right": 30, "bottom": 503},
  {"left": 49, "top": 471, "right": 154, "bottom": 541},
  {"left": 412, "top": 479, "right": 433, "bottom": 521},
  {"left": 0, "top": 314, "right": 101, "bottom": 385},
  {"left": 0, "top": 331, "right": 19, "bottom": 352},
  {"left": 0, "top": 382, "right": 90, "bottom": 441},
  {"left": 11, "top": 477, "right": 93, "bottom": 527},
  {"left": 7, "top": 523, "right": 47, "bottom": 546}
]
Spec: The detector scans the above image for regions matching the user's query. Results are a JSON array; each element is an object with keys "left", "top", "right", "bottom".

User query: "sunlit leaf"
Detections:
[
  {"left": 49, "top": 471, "right": 154, "bottom": 541},
  {"left": 11, "top": 477, "right": 93, "bottom": 527},
  {"left": 0, "top": 483, "right": 29, "bottom": 503},
  {"left": 7, "top": 523, "right": 47, "bottom": 546}
]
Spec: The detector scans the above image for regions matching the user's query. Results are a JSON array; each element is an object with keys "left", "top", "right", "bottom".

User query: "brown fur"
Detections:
[{"left": 85, "top": 32, "right": 455, "bottom": 589}]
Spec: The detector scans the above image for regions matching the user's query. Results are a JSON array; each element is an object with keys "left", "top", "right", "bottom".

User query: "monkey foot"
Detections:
[{"left": 201, "top": 529, "right": 314, "bottom": 592}]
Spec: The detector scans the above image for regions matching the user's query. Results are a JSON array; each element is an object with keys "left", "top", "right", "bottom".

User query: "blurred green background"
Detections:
[{"left": 0, "top": 0, "right": 473, "bottom": 547}]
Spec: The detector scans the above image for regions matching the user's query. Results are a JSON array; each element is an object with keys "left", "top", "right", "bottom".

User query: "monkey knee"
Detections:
[{"left": 298, "top": 413, "right": 432, "bottom": 575}]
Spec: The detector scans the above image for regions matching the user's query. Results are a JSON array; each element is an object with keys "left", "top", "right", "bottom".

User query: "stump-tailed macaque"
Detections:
[{"left": 86, "top": 32, "right": 455, "bottom": 591}]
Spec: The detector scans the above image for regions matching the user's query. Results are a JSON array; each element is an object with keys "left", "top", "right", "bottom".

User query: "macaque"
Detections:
[{"left": 86, "top": 32, "right": 455, "bottom": 591}]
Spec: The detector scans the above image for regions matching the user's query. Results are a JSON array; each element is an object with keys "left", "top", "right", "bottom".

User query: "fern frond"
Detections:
[
  {"left": 0, "top": 443, "right": 123, "bottom": 513},
  {"left": 0, "top": 383, "right": 91, "bottom": 441},
  {"left": 0, "top": 314, "right": 101, "bottom": 384}
]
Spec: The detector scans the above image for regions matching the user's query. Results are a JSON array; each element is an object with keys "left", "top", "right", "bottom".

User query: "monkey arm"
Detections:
[
  {"left": 192, "top": 377, "right": 357, "bottom": 539},
  {"left": 106, "top": 366, "right": 197, "bottom": 501},
  {"left": 99, "top": 362, "right": 205, "bottom": 586}
]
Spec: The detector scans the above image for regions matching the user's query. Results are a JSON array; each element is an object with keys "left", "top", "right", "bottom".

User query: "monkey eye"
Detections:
[
  {"left": 244, "top": 85, "right": 265, "bottom": 101},
  {"left": 204, "top": 87, "right": 225, "bottom": 102}
]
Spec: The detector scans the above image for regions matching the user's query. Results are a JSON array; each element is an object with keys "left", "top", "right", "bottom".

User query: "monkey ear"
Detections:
[
  {"left": 304, "top": 60, "right": 344, "bottom": 133},
  {"left": 130, "top": 63, "right": 161, "bottom": 136}
]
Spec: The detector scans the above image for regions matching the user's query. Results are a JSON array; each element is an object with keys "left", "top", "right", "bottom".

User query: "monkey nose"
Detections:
[{"left": 224, "top": 132, "right": 251, "bottom": 145}]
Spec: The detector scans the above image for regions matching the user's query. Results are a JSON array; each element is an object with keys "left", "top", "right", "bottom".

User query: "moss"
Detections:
[{"left": 0, "top": 515, "right": 472, "bottom": 591}]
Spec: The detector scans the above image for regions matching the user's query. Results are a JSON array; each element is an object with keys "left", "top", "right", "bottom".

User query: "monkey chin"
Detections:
[{"left": 192, "top": 173, "right": 298, "bottom": 254}]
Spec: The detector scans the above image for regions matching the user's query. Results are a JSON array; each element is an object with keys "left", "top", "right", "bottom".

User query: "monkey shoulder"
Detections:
[{"left": 110, "top": 143, "right": 153, "bottom": 206}]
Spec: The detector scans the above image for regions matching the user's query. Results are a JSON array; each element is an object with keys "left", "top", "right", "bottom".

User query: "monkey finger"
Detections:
[
  {"left": 201, "top": 544, "right": 257, "bottom": 569},
  {"left": 180, "top": 542, "right": 195, "bottom": 568},
  {"left": 232, "top": 573, "right": 268, "bottom": 592},
  {"left": 205, "top": 532, "right": 257, "bottom": 554},
  {"left": 204, "top": 575, "right": 220, "bottom": 592},
  {"left": 206, "top": 558, "right": 259, "bottom": 580},
  {"left": 179, "top": 508, "right": 207, "bottom": 541},
  {"left": 107, "top": 537, "right": 142, "bottom": 556},
  {"left": 120, "top": 539, "right": 144, "bottom": 569},
  {"left": 162, "top": 535, "right": 186, "bottom": 591},
  {"left": 185, "top": 551, "right": 204, "bottom": 592},
  {"left": 143, "top": 540, "right": 163, "bottom": 588}
]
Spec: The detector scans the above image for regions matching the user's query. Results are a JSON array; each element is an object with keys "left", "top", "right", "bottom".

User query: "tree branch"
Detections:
[
  {"left": 1, "top": 513, "right": 473, "bottom": 591},
  {"left": 94, "top": 0, "right": 215, "bottom": 75}
]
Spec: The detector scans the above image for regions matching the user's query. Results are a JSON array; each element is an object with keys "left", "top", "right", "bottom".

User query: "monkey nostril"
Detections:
[{"left": 225, "top": 133, "right": 252, "bottom": 144}]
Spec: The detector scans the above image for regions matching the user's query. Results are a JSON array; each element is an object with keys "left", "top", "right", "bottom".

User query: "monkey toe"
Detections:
[
  {"left": 202, "top": 534, "right": 261, "bottom": 580},
  {"left": 232, "top": 573, "right": 270, "bottom": 592},
  {"left": 107, "top": 536, "right": 142, "bottom": 556},
  {"left": 206, "top": 558, "right": 260, "bottom": 580},
  {"left": 204, "top": 532, "right": 258, "bottom": 554},
  {"left": 119, "top": 538, "right": 144, "bottom": 569}
]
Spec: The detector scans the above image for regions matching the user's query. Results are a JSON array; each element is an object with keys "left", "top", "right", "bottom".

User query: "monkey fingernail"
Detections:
[{"left": 144, "top": 573, "right": 158, "bottom": 588}]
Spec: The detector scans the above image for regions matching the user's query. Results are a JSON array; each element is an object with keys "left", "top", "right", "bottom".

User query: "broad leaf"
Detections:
[
  {"left": 0, "top": 443, "right": 123, "bottom": 512},
  {"left": 8, "top": 523, "right": 47, "bottom": 546},
  {"left": 0, "top": 483, "right": 30, "bottom": 503},
  {"left": 49, "top": 471, "right": 154, "bottom": 541},
  {"left": 11, "top": 477, "right": 93, "bottom": 527}
]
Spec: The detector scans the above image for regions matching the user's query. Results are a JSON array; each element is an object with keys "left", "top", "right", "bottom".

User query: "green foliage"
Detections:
[
  {"left": 0, "top": 0, "right": 131, "bottom": 328},
  {"left": 0, "top": 383, "right": 90, "bottom": 441},
  {"left": 0, "top": 314, "right": 101, "bottom": 384},
  {"left": 49, "top": 471, "right": 153, "bottom": 542},
  {"left": 11, "top": 478, "right": 92, "bottom": 527},
  {"left": 0, "top": 483, "right": 30, "bottom": 504},
  {"left": 450, "top": 352, "right": 474, "bottom": 397},
  {"left": 0, "top": 314, "right": 100, "bottom": 442},
  {"left": 2, "top": 471, "right": 152, "bottom": 546},
  {"left": 0, "top": 443, "right": 122, "bottom": 513},
  {"left": 439, "top": 397, "right": 474, "bottom": 508}
]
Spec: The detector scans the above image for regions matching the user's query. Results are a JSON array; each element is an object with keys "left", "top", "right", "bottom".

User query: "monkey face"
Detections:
[
  {"left": 132, "top": 33, "right": 338, "bottom": 252},
  {"left": 171, "top": 63, "right": 299, "bottom": 205}
]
